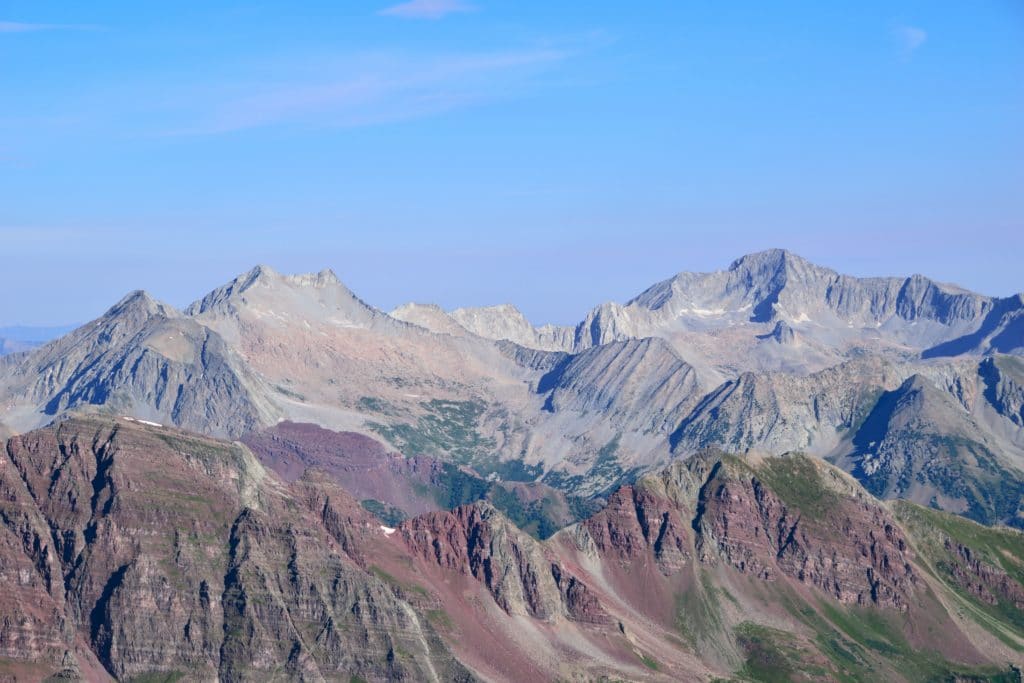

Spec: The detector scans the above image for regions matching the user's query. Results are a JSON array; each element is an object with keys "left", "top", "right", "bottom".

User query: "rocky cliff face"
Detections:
[
  {"left": 691, "top": 456, "right": 918, "bottom": 609},
  {"left": 537, "top": 337, "right": 704, "bottom": 434},
  {"left": 833, "top": 373, "right": 1024, "bottom": 527},
  {"left": 449, "top": 304, "right": 576, "bottom": 352},
  {"left": 0, "top": 418, "right": 1021, "bottom": 681},
  {"left": 943, "top": 538, "right": 1024, "bottom": 610},
  {"left": 576, "top": 483, "right": 690, "bottom": 574},
  {"left": 400, "top": 502, "right": 610, "bottom": 624},
  {"left": 0, "top": 417, "right": 471, "bottom": 682},
  {"left": 626, "top": 249, "right": 1001, "bottom": 338},
  {"left": 981, "top": 355, "right": 1024, "bottom": 428},
  {"left": 0, "top": 291, "right": 276, "bottom": 438},
  {"left": 670, "top": 358, "right": 903, "bottom": 455}
]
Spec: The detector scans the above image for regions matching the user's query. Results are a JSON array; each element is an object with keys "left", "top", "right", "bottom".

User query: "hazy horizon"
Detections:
[
  {"left": 2, "top": 247, "right": 1022, "bottom": 330},
  {"left": 3, "top": 0, "right": 1022, "bottom": 326}
]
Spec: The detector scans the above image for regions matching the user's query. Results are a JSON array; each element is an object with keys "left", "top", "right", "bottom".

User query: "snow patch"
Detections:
[
  {"left": 122, "top": 416, "right": 163, "bottom": 428},
  {"left": 680, "top": 307, "right": 726, "bottom": 317},
  {"left": 380, "top": 525, "right": 397, "bottom": 536}
]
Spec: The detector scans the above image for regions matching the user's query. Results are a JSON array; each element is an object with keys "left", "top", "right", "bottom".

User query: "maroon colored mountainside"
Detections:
[{"left": 0, "top": 416, "right": 1021, "bottom": 681}]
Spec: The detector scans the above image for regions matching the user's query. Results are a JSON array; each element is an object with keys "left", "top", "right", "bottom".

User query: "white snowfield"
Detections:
[{"left": 121, "top": 416, "right": 163, "bottom": 428}]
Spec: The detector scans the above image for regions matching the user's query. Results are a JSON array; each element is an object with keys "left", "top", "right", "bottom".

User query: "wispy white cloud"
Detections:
[
  {"left": 169, "top": 46, "right": 574, "bottom": 135},
  {"left": 0, "top": 20, "right": 97, "bottom": 33},
  {"left": 895, "top": 25, "right": 927, "bottom": 54},
  {"left": 379, "top": 0, "right": 474, "bottom": 20}
]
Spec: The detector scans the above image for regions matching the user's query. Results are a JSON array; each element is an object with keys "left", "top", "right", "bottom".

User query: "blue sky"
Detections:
[{"left": 2, "top": 1, "right": 1022, "bottom": 326}]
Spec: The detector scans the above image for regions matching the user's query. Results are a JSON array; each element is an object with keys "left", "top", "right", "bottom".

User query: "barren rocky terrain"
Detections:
[
  {"left": 0, "top": 416, "right": 1020, "bottom": 680},
  {"left": 0, "top": 250, "right": 1021, "bottom": 680}
]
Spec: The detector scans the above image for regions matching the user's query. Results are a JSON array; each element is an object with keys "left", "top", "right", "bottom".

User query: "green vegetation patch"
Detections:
[
  {"left": 484, "top": 483, "right": 593, "bottom": 540},
  {"left": 367, "top": 399, "right": 497, "bottom": 464},
  {"left": 675, "top": 572, "right": 729, "bottom": 650},
  {"left": 125, "top": 673, "right": 186, "bottom": 683},
  {"left": 734, "top": 622, "right": 831, "bottom": 682},
  {"left": 638, "top": 652, "right": 660, "bottom": 671},
  {"left": 894, "top": 501, "right": 1024, "bottom": 639},
  {"left": 155, "top": 432, "right": 239, "bottom": 462},
  {"left": 425, "top": 608, "right": 454, "bottom": 632},
  {"left": 369, "top": 565, "right": 429, "bottom": 597},
  {"left": 415, "top": 463, "right": 593, "bottom": 539},
  {"left": 273, "top": 384, "right": 306, "bottom": 401},
  {"left": 776, "top": 580, "right": 1022, "bottom": 682},
  {"left": 753, "top": 455, "right": 837, "bottom": 518},
  {"left": 360, "top": 499, "right": 408, "bottom": 527},
  {"left": 423, "top": 462, "right": 491, "bottom": 509},
  {"left": 894, "top": 502, "right": 1024, "bottom": 586},
  {"left": 357, "top": 396, "right": 399, "bottom": 415},
  {"left": 543, "top": 435, "right": 636, "bottom": 496},
  {"left": 925, "top": 436, "right": 1024, "bottom": 528},
  {"left": 474, "top": 457, "right": 543, "bottom": 483}
]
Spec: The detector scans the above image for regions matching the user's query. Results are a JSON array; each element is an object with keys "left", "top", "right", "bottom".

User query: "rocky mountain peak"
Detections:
[
  {"left": 389, "top": 302, "right": 473, "bottom": 337},
  {"left": 235, "top": 264, "right": 342, "bottom": 290},
  {"left": 281, "top": 267, "right": 343, "bottom": 289},
  {"left": 727, "top": 247, "right": 816, "bottom": 275},
  {"left": 185, "top": 264, "right": 374, "bottom": 325},
  {"left": 104, "top": 289, "right": 178, "bottom": 322}
]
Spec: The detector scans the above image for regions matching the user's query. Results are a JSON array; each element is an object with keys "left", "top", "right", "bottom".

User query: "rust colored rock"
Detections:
[{"left": 693, "top": 459, "right": 917, "bottom": 609}]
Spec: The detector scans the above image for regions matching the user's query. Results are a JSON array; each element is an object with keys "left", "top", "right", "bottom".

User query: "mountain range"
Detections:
[
  {"left": 0, "top": 249, "right": 1021, "bottom": 680},
  {"left": 0, "top": 325, "right": 76, "bottom": 357}
]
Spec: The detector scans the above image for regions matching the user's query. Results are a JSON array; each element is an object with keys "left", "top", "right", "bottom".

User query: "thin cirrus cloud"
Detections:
[
  {"left": 895, "top": 25, "right": 927, "bottom": 54},
  {"left": 170, "top": 47, "right": 572, "bottom": 135},
  {"left": 0, "top": 20, "right": 97, "bottom": 33},
  {"left": 378, "top": 0, "right": 475, "bottom": 20}
]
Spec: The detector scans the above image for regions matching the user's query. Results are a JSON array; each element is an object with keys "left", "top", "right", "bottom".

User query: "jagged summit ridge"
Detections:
[
  {"left": 185, "top": 263, "right": 361, "bottom": 318},
  {"left": 386, "top": 249, "right": 1020, "bottom": 361},
  {"left": 0, "top": 253, "right": 1020, "bottom": 532},
  {"left": 107, "top": 289, "right": 179, "bottom": 318},
  {"left": 626, "top": 247, "right": 994, "bottom": 328}
]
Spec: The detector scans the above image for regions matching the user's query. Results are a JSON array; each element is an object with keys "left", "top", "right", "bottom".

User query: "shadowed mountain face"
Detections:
[
  {"left": 0, "top": 251, "right": 1021, "bottom": 530},
  {"left": 833, "top": 374, "right": 1024, "bottom": 526},
  {"left": 0, "top": 291, "right": 277, "bottom": 438},
  {"left": 0, "top": 417, "right": 1020, "bottom": 681}
]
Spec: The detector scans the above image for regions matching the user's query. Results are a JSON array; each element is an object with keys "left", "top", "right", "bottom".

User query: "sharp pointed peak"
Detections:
[
  {"left": 105, "top": 290, "right": 176, "bottom": 319},
  {"left": 249, "top": 263, "right": 279, "bottom": 277},
  {"left": 898, "top": 373, "right": 937, "bottom": 391},
  {"left": 113, "top": 289, "right": 156, "bottom": 306},
  {"left": 236, "top": 263, "right": 281, "bottom": 288},
  {"left": 728, "top": 248, "right": 813, "bottom": 272}
]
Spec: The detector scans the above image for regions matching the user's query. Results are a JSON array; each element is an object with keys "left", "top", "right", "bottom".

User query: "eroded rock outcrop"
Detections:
[
  {"left": 1, "top": 417, "right": 1021, "bottom": 682},
  {"left": 0, "top": 417, "right": 471, "bottom": 682},
  {"left": 691, "top": 456, "right": 918, "bottom": 609},
  {"left": 400, "top": 502, "right": 610, "bottom": 624},
  {"left": 575, "top": 484, "right": 689, "bottom": 574},
  {"left": 944, "top": 538, "right": 1024, "bottom": 610}
]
